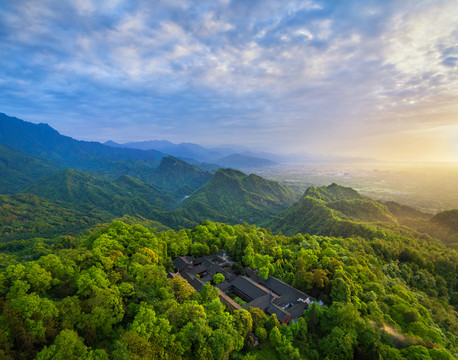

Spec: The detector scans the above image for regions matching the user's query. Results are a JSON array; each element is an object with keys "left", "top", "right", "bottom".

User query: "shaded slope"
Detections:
[
  {"left": 0, "top": 144, "right": 60, "bottom": 194},
  {"left": 380, "top": 204, "right": 458, "bottom": 249},
  {"left": 0, "top": 193, "right": 108, "bottom": 241},
  {"left": 430, "top": 210, "right": 458, "bottom": 249},
  {"left": 383, "top": 200, "right": 432, "bottom": 221},
  {"left": 432, "top": 209, "right": 458, "bottom": 233},
  {"left": 22, "top": 168, "right": 172, "bottom": 216}
]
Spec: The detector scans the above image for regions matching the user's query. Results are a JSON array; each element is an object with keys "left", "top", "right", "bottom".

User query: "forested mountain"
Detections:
[
  {"left": 0, "top": 193, "right": 108, "bottom": 242},
  {"left": 432, "top": 210, "right": 458, "bottom": 233},
  {"left": 383, "top": 200, "right": 432, "bottom": 221},
  {"left": 0, "top": 113, "right": 164, "bottom": 173},
  {"left": 1, "top": 113, "right": 457, "bottom": 359},
  {"left": 145, "top": 156, "right": 213, "bottom": 197},
  {"left": 0, "top": 219, "right": 456, "bottom": 359},
  {"left": 267, "top": 183, "right": 423, "bottom": 238},
  {"left": 21, "top": 157, "right": 213, "bottom": 217},
  {"left": 429, "top": 210, "right": 458, "bottom": 248},
  {"left": 162, "top": 168, "right": 296, "bottom": 226},
  {"left": 0, "top": 144, "right": 60, "bottom": 194},
  {"left": 22, "top": 168, "right": 173, "bottom": 216}
]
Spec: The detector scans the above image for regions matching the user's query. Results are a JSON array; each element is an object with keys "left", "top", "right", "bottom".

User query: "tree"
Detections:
[
  {"left": 169, "top": 277, "right": 194, "bottom": 302},
  {"left": 200, "top": 283, "right": 220, "bottom": 303},
  {"left": 213, "top": 273, "right": 225, "bottom": 285},
  {"left": 319, "top": 326, "right": 357, "bottom": 360},
  {"left": 429, "top": 348, "right": 455, "bottom": 360},
  {"left": 248, "top": 307, "right": 267, "bottom": 328},
  {"left": 265, "top": 314, "right": 280, "bottom": 333},
  {"left": 255, "top": 326, "right": 267, "bottom": 341},
  {"left": 35, "top": 329, "right": 109, "bottom": 360},
  {"left": 269, "top": 326, "right": 282, "bottom": 348},
  {"left": 232, "top": 309, "right": 253, "bottom": 337},
  {"left": 330, "top": 277, "right": 351, "bottom": 303},
  {"left": 291, "top": 317, "right": 307, "bottom": 341},
  {"left": 167, "top": 301, "right": 206, "bottom": 328},
  {"left": 84, "top": 286, "right": 125, "bottom": 338},
  {"left": 258, "top": 267, "right": 269, "bottom": 280},
  {"left": 77, "top": 267, "right": 110, "bottom": 297},
  {"left": 401, "top": 345, "right": 432, "bottom": 360},
  {"left": 176, "top": 318, "right": 212, "bottom": 354},
  {"left": 130, "top": 303, "right": 172, "bottom": 347},
  {"left": 24, "top": 263, "right": 52, "bottom": 294},
  {"left": 242, "top": 245, "right": 254, "bottom": 267}
]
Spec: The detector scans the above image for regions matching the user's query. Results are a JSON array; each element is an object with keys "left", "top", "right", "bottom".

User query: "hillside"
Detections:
[
  {"left": 22, "top": 168, "right": 173, "bottom": 216},
  {"left": 178, "top": 168, "right": 296, "bottom": 225},
  {"left": 147, "top": 168, "right": 295, "bottom": 227},
  {"left": 0, "top": 193, "right": 108, "bottom": 242},
  {"left": 383, "top": 200, "right": 432, "bottom": 221},
  {"left": 267, "top": 183, "right": 410, "bottom": 238},
  {"left": 0, "top": 113, "right": 164, "bottom": 173},
  {"left": 0, "top": 219, "right": 456, "bottom": 359},
  {"left": 145, "top": 156, "right": 213, "bottom": 198},
  {"left": 0, "top": 144, "right": 60, "bottom": 193},
  {"left": 432, "top": 209, "right": 458, "bottom": 233}
]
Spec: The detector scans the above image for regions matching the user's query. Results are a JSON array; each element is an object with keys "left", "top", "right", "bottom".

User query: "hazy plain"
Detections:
[{"left": 253, "top": 163, "right": 458, "bottom": 214}]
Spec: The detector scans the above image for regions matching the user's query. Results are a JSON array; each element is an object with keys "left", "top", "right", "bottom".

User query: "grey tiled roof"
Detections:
[{"left": 230, "top": 276, "right": 271, "bottom": 301}]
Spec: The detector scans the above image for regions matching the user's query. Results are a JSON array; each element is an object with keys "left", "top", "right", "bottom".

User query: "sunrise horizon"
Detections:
[{"left": 1, "top": 0, "right": 457, "bottom": 163}]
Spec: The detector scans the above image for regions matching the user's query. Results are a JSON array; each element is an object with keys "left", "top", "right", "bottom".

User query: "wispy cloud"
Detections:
[{"left": 0, "top": 0, "right": 457, "bottom": 161}]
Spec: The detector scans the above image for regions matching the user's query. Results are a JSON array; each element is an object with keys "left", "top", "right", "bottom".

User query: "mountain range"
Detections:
[
  {"left": 0, "top": 112, "right": 457, "bottom": 360},
  {"left": 0, "top": 112, "right": 457, "bottom": 250},
  {"left": 104, "top": 139, "right": 277, "bottom": 169}
]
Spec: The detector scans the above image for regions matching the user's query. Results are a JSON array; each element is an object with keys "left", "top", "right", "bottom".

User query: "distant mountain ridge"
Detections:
[
  {"left": 216, "top": 153, "right": 276, "bottom": 168},
  {"left": 0, "top": 113, "right": 164, "bottom": 173},
  {"left": 3, "top": 111, "right": 456, "bottom": 250},
  {"left": 105, "top": 139, "right": 276, "bottom": 168},
  {"left": 105, "top": 139, "right": 235, "bottom": 162}
]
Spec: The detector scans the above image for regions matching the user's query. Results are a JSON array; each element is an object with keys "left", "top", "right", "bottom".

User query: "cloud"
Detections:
[{"left": 0, "top": 0, "right": 457, "bottom": 161}]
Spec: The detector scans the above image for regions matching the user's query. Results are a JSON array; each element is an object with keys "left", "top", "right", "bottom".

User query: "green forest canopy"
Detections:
[{"left": 0, "top": 219, "right": 456, "bottom": 360}]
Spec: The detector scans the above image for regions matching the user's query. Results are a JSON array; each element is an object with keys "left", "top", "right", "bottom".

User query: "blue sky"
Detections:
[{"left": 1, "top": 0, "right": 457, "bottom": 161}]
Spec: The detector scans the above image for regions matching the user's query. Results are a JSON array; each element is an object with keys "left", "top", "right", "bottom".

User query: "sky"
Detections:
[{"left": 1, "top": 0, "right": 457, "bottom": 162}]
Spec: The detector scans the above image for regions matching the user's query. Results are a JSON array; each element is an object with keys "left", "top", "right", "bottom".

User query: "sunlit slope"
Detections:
[
  {"left": 144, "top": 156, "right": 212, "bottom": 198},
  {"left": 266, "top": 183, "right": 419, "bottom": 238},
  {"left": 182, "top": 168, "right": 295, "bottom": 223},
  {"left": 151, "top": 168, "right": 296, "bottom": 227}
]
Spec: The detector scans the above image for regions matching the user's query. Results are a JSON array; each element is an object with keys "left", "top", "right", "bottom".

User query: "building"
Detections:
[{"left": 169, "top": 251, "right": 317, "bottom": 324}]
